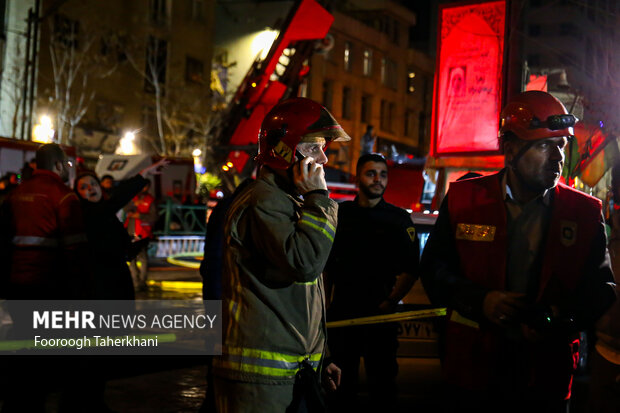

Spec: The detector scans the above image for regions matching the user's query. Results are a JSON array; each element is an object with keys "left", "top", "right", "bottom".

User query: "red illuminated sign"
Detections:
[{"left": 431, "top": 0, "right": 506, "bottom": 156}]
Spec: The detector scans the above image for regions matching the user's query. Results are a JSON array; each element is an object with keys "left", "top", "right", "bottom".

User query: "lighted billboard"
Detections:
[{"left": 431, "top": 0, "right": 507, "bottom": 156}]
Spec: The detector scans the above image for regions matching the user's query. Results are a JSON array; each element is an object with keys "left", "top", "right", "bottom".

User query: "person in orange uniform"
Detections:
[
  {"left": 3, "top": 143, "right": 91, "bottom": 299},
  {"left": 1, "top": 143, "right": 93, "bottom": 412},
  {"left": 125, "top": 180, "right": 157, "bottom": 289},
  {"left": 421, "top": 91, "right": 616, "bottom": 413}
]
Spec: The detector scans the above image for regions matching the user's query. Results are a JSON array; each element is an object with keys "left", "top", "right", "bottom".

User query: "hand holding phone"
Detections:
[{"left": 292, "top": 151, "right": 327, "bottom": 194}]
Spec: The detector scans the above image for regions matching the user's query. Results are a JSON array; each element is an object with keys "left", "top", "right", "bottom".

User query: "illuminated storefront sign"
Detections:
[{"left": 431, "top": 0, "right": 506, "bottom": 156}]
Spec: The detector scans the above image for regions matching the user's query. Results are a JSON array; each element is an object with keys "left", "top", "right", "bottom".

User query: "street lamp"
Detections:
[
  {"left": 251, "top": 29, "right": 278, "bottom": 60},
  {"left": 32, "top": 115, "right": 54, "bottom": 143},
  {"left": 193, "top": 148, "right": 205, "bottom": 173},
  {"left": 116, "top": 131, "right": 139, "bottom": 155}
]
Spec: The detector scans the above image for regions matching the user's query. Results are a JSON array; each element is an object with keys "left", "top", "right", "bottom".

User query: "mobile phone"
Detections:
[{"left": 295, "top": 150, "right": 311, "bottom": 172}]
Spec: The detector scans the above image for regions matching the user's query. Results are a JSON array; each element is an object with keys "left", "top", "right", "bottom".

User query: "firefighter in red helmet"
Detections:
[
  {"left": 421, "top": 91, "right": 616, "bottom": 413},
  {"left": 213, "top": 97, "right": 349, "bottom": 412}
]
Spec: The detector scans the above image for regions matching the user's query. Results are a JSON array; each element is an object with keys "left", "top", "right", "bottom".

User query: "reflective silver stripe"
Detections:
[
  {"left": 12, "top": 236, "right": 59, "bottom": 247},
  {"left": 62, "top": 233, "right": 88, "bottom": 246}
]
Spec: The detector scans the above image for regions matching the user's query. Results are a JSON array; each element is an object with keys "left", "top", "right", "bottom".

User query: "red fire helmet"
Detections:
[
  {"left": 255, "top": 98, "right": 351, "bottom": 169},
  {"left": 499, "top": 91, "right": 577, "bottom": 141}
]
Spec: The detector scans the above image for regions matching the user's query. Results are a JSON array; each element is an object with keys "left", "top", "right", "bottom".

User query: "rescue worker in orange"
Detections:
[
  {"left": 1, "top": 143, "right": 92, "bottom": 412},
  {"left": 3, "top": 143, "right": 91, "bottom": 299},
  {"left": 212, "top": 98, "right": 347, "bottom": 412},
  {"left": 421, "top": 91, "right": 616, "bottom": 413},
  {"left": 125, "top": 179, "right": 156, "bottom": 290}
]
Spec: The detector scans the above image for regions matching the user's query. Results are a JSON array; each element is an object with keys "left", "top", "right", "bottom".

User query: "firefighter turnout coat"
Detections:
[{"left": 213, "top": 167, "right": 338, "bottom": 384}]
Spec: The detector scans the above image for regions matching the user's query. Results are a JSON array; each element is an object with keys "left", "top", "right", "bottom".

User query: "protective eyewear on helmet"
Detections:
[{"left": 530, "top": 114, "right": 578, "bottom": 131}]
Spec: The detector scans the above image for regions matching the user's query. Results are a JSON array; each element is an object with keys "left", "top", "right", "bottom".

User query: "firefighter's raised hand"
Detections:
[
  {"left": 322, "top": 362, "right": 341, "bottom": 392},
  {"left": 140, "top": 158, "right": 170, "bottom": 177},
  {"left": 293, "top": 157, "right": 327, "bottom": 194}
]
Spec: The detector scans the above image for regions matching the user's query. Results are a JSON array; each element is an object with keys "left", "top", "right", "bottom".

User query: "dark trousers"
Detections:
[
  {"left": 327, "top": 324, "right": 399, "bottom": 412},
  {"left": 589, "top": 348, "right": 620, "bottom": 413}
]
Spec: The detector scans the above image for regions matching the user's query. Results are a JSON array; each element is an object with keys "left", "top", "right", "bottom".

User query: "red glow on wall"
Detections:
[{"left": 431, "top": 0, "right": 506, "bottom": 156}]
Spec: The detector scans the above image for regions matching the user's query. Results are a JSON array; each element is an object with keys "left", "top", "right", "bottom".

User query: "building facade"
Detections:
[
  {"left": 304, "top": 0, "right": 434, "bottom": 175},
  {"left": 0, "top": 0, "right": 216, "bottom": 163}
]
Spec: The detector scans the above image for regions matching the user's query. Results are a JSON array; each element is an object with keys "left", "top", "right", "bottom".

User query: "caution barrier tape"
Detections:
[
  {"left": 166, "top": 253, "right": 202, "bottom": 269},
  {"left": 326, "top": 308, "right": 447, "bottom": 328},
  {"left": 146, "top": 280, "right": 203, "bottom": 291}
]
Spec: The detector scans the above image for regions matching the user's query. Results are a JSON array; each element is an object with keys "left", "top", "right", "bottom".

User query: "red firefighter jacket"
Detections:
[
  {"left": 5, "top": 169, "right": 91, "bottom": 298},
  {"left": 421, "top": 171, "right": 615, "bottom": 399}
]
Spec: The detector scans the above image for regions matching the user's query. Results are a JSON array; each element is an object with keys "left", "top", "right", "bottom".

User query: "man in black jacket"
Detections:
[{"left": 325, "top": 153, "right": 419, "bottom": 412}]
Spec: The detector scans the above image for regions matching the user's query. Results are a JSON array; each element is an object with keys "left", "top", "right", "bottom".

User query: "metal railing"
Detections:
[
  {"left": 155, "top": 199, "right": 207, "bottom": 236},
  {"left": 152, "top": 200, "right": 207, "bottom": 258},
  {"left": 155, "top": 236, "right": 204, "bottom": 258}
]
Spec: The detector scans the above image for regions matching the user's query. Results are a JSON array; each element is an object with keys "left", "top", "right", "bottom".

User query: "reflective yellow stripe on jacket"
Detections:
[
  {"left": 299, "top": 212, "right": 336, "bottom": 242},
  {"left": 214, "top": 346, "right": 322, "bottom": 378}
]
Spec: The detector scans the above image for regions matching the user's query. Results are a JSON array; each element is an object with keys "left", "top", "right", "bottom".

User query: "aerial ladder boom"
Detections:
[{"left": 212, "top": 0, "right": 333, "bottom": 178}]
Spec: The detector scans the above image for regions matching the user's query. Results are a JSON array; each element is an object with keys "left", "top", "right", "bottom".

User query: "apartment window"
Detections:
[
  {"left": 144, "top": 36, "right": 168, "bottom": 92},
  {"left": 391, "top": 20, "right": 400, "bottom": 45},
  {"left": 150, "top": 0, "right": 168, "bottom": 24},
  {"left": 100, "top": 34, "right": 127, "bottom": 62},
  {"left": 363, "top": 49, "right": 373, "bottom": 76},
  {"left": 587, "top": 0, "right": 595, "bottom": 21},
  {"left": 360, "top": 94, "right": 372, "bottom": 123},
  {"left": 558, "top": 52, "right": 579, "bottom": 67},
  {"left": 191, "top": 0, "right": 206, "bottom": 21},
  {"left": 186, "top": 56, "right": 204, "bottom": 83},
  {"left": 53, "top": 14, "right": 80, "bottom": 48},
  {"left": 418, "top": 112, "right": 427, "bottom": 148},
  {"left": 381, "top": 58, "right": 398, "bottom": 89},
  {"left": 344, "top": 41, "right": 352, "bottom": 72},
  {"left": 527, "top": 54, "right": 541, "bottom": 67},
  {"left": 559, "top": 23, "right": 582, "bottom": 39},
  {"left": 142, "top": 106, "right": 158, "bottom": 139},
  {"left": 405, "top": 110, "right": 416, "bottom": 137},
  {"left": 322, "top": 80, "right": 333, "bottom": 111},
  {"left": 586, "top": 38, "right": 593, "bottom": 76},
  {"left": 342, "top": 87, "right": 352, "bottom": 119},
  {"left": 380, "top": 100, "right": 394, "bottom": 132}
]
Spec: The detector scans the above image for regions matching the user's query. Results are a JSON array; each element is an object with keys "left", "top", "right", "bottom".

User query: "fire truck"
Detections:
[{"left": 0, "top": 136, "right": 77, "bottom": 182}]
